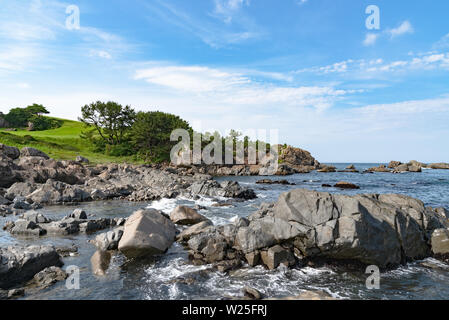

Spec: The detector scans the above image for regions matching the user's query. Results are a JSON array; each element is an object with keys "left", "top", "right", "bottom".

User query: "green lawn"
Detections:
[{"left": 0, "top": 119, "right": 139, "bottom": 164}]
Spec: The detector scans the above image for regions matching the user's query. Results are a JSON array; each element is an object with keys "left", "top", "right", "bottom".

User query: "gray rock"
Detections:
[
  {"left": 170, "top": 206, "right": 209, "bottom": 225},
  {"left": 177, "top": 220, "right": 214, "bottom": 242},
  {"left": 118, "top": 209, "right": 177, "bottom": 259},
  {"left": 260, "top": 245, "right": 296, "bottom": 270},
  {"left": 0, "top": 245, "right": 63, "bottom": 289},
  {"left": 0, "top": 144, "right": 20, "bottom": 160},
  {"left": 93, "top": 228, "right": 124, "bottom": 251},
  {"left": 23, "top": 210, "right": 50, "bottom": 223},
  {"left": 30, "top": 266, "right": 67, "bottom": 289},
  {"left": 431, "top": 229, "right": 449, "bottom": 255},
  {"left": 66, "top": 208, "right": 87, "bottom": 220},
  {"left": 10, "top": 219, "right": 46, "bottom": 236},
  {"left": 75, "top": 156, "right": 89, "bottom": 164},
  {"left": 20, "top": 147, "right": 49, "bottom": 159}
]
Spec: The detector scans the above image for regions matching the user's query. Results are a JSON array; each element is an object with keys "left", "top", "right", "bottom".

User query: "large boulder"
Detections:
[
  {"left": 118, "top": 209, "right": 177, "bottom": 259},
  {"left": 0, "top": 155, "right": 22, "bottom": 188},
  {"left": 170, "top": 206, "right": 209, "bottom": 225},
  {"left": 431, "top": 229, "right": 449, "bottom": 255},
  {"left": 0, "top": 245, "right": 63, "bottom": 289},
  {"left": 20, "top": 147, "right": 49, "bottom": 159}
]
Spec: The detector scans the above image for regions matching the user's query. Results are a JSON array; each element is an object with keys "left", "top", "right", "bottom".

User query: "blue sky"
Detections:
[{"left": 1, "top": 0, "right": 449, "bottom": 162}]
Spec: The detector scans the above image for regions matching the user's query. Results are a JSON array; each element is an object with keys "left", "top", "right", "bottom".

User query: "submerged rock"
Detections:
[{"left": 333, "top": 181, "right": 360, "bottom": 189}]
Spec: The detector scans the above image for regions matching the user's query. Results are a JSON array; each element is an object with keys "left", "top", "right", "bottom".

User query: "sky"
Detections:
[{"left": 0, "top": 0, "right": 449, "bottom": 163}]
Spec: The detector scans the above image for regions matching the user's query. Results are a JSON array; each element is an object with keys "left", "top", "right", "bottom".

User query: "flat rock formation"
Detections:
[{"left": 181, "top": 189, "right": 449, "bottom": 270}]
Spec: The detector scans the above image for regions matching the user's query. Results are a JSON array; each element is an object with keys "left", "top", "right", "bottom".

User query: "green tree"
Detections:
[
  {"left": 79, "top": 101, "right": 136, "bottom": 145},
  {"left": 4, "top": 108, "right": 31, "bottom": 127},
  {"left": 26, "top": 104, "right": 49, "bottom": 116},
  {"left": 131, "top": 111, "right": 191, "bottom": 162}
]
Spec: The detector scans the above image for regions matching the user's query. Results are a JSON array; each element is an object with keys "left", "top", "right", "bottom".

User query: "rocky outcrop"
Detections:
[
  {"left": 183, "top": 189, "right": 449, "bottom": 270},
  {"left": 428, "top": 163, "right": 449, "bottom": 170},
  {"left": 0, "top": 144, "right": 257, "bottom": 206},
  {"left": 0, "top": 245, "right": 63, "bottom": 289},
  {"left": 118, "top": 209, "right": 177, "bottom": 259},
  {"left": 365, "top": 165, "right": 391, "bottom": 173}
]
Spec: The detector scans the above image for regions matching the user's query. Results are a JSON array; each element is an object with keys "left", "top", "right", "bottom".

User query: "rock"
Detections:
[
  {"left": 0, "top": 195, "right": 11, "bottom": 206},
  {"left": 346, "top": 164, "right": 356, "bottom": 170},
  {"left": 428, "top": 163, "right": 449, "bottom": 170},
  {"left": 322, "top": 184, "right": 332, "bottom": 188},
  {"left": 118, "top": 209, "right": 177, "bottom": 259},
  {"left": 13, "top": 197, "right": 32, "bottom": 210},
  {"left": 245, "top": 251, "right": 261, "bottom": 267},
  {"left": 56, "top": 245, "right": 78, "bottom": 257},
  {"left": 317, "top": 165, "right": 336, "bottom": 173},
  {"left": 7, "top": 288, "right": 25, "bottom": 299},
  {"left": 67, "top": 208, "right": 87, "bottom": 220},
  {"left": 393, "top": 163, "right": 409, "bottom": 172},
  {"left": 273, "top": 290, "right": 336, "bottom": 300},
  {"left": 5, "top": 182, "right": 38, "bottom": 201},
  {"left": 278, "top": 145, "right": 320, "bottom": 168},
  {"left": 0, "top": 245, "right": 63, "bottom": 289},
  {"left": 243, "top": 287, "right": 263, "bottom": 300},
  {"left": 366, "top": 165, "right": 391, "bottom": 173},
  {"left": 431, "top": 229, "right": 449, "bottom": 255},
  {"left": 20, "top": 147, "right": 49, "bottom": 159},
  {"left": 30, "top": 266, "right": 67, "bottom": 289},
  {"left": 23, "top": 210, "right": 50, "bottom": 223},
  {"left": 0, "top": 144, "right": 20, "bottom": 160},
  {"left": 256, "top": 179, "right": 294, "bottom": 185},
  {"left": 42, "top": 220, "right": 80, "bottom": 235},
  {"left": 75, "top": 156, "right": 89, "bottom": 164},
  {"left": 260, "top": 245, "right": 295, "bottom": 270},
  {"left": 177, "top": 220, "right": 214, "bottom": 242},
  {"left": 170, "top": 206, "right": 209, "bottom": 226},
  {"left": 334, "top": 181, "right": 360, "bottom": 189},
  {"left": 93, "top": 228, "right": 124, "bottom": 251},
  {"left": 27, "top": 180, "right": 91, "bottom": 205},
  {"left": 10, "top": 219, "right": 46, "bottom": 236},
  {"left": 388, "top": 161, "right": 402, "bottom": 169},
  {"left": 91, "top": 250, "right": 112, "bottom": 276}
]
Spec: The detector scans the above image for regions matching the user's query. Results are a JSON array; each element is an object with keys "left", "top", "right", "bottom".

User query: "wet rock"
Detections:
[
  {"left": 334, "top": 181, "right": 360, "bottom": 189},
  {"left": 322, "top": 184, "right": 332, "bottom": 188},
  {"left": 7, "top": 288, "right": 25, "bottom": 299},
  {"left": 365, "top": 165, "right": 391, "bottom": 173},
  {"left": 42, "top": 220, "right": 80, "bottom": 235},
  {"left": 29, "top": 266, "right": 68, "bottom": 289},
  {"left": 260, "top": 245, "right": 296, "bottom": 270},
  {"left": 216, "top": 259, "right": 242, "bottom": 273},
  {"left": 0, "top": 245, "right": 63, "bottom": 289},
  {"left": 20, "top": 147, "right": 49, "bottom": 159},
  {"left": 13, "top": 197, "right": 32, "bottom": 210},
  {"left": 118, "top": 209, "right": 177, "bottom": 259},
  {"left": 93, "top": 228, "right": 124, "bottom": 251},
  {"left": 56, "top": 245, "right": 78, "bottom": 257},
  {"left": 170, "top": 206, "right": 209, "bottom": 226},
  {"left": 91, "top": 250, "right": 112, "bottom": 276},
  {"left": 273, "top": 290, "right": 336, "bottom": 300},
  {"left": 317, "top": 165, "right": 336, "bottom": 173},
  {"left": 243, "top": 287, "right": 263, "bottom": 300}
]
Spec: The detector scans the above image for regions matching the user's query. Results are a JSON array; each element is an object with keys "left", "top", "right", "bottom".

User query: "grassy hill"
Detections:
[{"left": 0, "top": 119, "right": 138, "bottom": 164}]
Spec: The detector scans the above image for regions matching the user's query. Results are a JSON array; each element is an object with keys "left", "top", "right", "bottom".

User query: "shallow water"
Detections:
[{"left": 2, "top": 163, "right": 449, "bottom": 300}]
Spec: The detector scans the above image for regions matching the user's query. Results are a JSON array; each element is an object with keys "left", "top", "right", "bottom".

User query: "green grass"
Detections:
[{"left": 0, "top": 119, "right": 140, "bottom": 164}]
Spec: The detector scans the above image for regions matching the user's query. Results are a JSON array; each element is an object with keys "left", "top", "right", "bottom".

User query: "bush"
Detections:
[
  {"left": 131, "top": 111, "right": 192, "bottom": 163},
  {"left": 4, "top": 108, "right": 31, "bottom": 127},
  {"left": 29, "top": 115, "right": 62, "bottom": 131}
]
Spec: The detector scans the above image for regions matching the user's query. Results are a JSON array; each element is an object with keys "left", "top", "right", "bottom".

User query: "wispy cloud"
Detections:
[
  {"left": 363, "top": 33, "right": 379, "bottom": 46},
  {"left": 388, "top": 20, "right": 414, "bottom": 38}
]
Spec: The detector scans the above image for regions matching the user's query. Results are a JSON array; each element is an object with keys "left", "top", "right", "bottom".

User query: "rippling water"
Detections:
[{"left": 2, "top": 163, "right": 449, "bottom": 300}]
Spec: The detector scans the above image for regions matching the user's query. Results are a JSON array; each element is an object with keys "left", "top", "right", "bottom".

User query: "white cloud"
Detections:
[
  {"left": 388, "top": 20, "right": 414, "bottom": 38},
  {"left": 89, "top": 50, "right": 112, "bottom": 59},
  {"left": 363, "top": 33, "right": 379, "bottom": 46}
]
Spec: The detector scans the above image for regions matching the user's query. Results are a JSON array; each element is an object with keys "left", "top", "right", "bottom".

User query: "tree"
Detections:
[
  {"left": 79, "top": 101, "right": 136, "bottom": 145},
  {"left": 4, "top": 108, "right": 31, "bottom": 127},
  {"left": 131, "top": 111, "right": 191, "bottom": 162},
  {"left": 26, "top": 104, "right": 49, "bottom": 116}
]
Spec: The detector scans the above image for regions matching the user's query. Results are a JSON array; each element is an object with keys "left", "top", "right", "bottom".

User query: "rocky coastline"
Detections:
[{"left": 1, "top": 143, "right": 449, "bottom": 300}]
